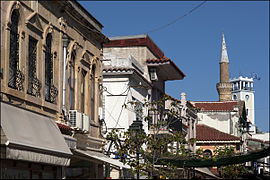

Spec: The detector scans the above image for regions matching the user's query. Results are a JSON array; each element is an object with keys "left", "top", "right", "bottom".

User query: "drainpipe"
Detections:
[{"left": 62, "top": 34, "right": 69, "bottom": 117}]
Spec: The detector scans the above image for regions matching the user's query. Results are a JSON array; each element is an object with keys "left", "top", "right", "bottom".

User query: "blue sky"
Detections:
[{"left": 79, "top": 1, "right": 269, "bottom": 132}]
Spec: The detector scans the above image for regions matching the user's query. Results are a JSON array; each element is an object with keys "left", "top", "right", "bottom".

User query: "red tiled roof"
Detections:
[
  {"left": 196, "top": 124, "right": 241, "bottom": 142},
  {"left": 147, "top": 56, "right": 186, "bottom": 77},
  {"left": 104, "top": 36, "right": 164, "bottom": 58},
  {"left": 165, "top": 94, "right": 196, "bottom": 109},
  {"left": 103, "top": 67, "right": 152, "bottom": 87},
  {"left": 165, "top": 93, "right": 181, "bottom": 103},
  {"left": 192, "top": 101, "right": 238, "bottom": 111},
  {"left": 146, "top": 56, "right": 171, "bottom": 63}
]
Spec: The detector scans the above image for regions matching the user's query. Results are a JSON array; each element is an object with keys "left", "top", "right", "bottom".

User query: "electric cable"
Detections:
[
  {"left": 113, "top": 87, "right": 131, "bottom": 128},
  {"left": 103, "top": 85, "right": 130, "bottom": 96},
  {"left": 145, "top": 0, "right": 207, "bottom": 34}
]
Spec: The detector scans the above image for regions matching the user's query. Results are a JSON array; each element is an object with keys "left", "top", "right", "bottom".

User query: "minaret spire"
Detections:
[
  {"left": 220, "top": 33, "right": 229, "bottom": 63},
  {"left": 216, "top": 32, "right": 233, "bottom": 101}
]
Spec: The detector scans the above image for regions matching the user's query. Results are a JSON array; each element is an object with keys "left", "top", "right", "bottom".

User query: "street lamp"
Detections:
[{"left": 128, "top": 118, "right": 144, "bottom": 179}]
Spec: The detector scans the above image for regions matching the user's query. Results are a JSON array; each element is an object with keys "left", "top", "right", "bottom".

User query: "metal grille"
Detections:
[
  {"left": 8, "top": 11, "right": 21, "bottom": 89},
  {"left": 45, "top": 34, "right": 53, "bottom": 102},
  {"left": 27, "top": 37, "right": 41, "bottom": 97}
]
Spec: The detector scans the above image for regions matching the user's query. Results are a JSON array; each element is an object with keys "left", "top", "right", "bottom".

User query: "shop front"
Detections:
[{"left": 0, "top": 102, "right": 72, "bottom": 179}]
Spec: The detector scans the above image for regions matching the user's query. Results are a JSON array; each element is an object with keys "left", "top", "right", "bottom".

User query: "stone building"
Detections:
[{"left": 0, "top": 1, "right": 115, "bottom": 179}]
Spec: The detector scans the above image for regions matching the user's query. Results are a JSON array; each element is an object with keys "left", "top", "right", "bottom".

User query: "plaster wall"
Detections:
[
  {"left": 197, "top": 111, "right": 239, "bottom": 137},
  {"left": 103, "top": 75, "right": 149, "bottom": 133}
]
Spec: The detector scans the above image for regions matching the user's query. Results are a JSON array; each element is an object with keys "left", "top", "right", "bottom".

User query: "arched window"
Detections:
[
  {"left": 81, "top": 69, "right": 87, "bottom": 113},
  {"left": 27, "top": 36, "right": 39, "bottom": 96},
  {"left": 203, "top": 149, "right": 212, "bottom": 158},
  {"left": 69, "top": 51, "right": 76, "bottom": 110},
  {"left": 45, "top": 34, "right": 53, "bottom": 102},
  {"left": 8, "top": 10, "right": 19, "bottom": 88},
  {"left": 90, "top": 65, "right": 96, "bottom": 120}
]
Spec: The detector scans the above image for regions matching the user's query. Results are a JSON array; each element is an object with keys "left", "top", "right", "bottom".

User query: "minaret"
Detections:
[{"left": 216, "top": 33, "right": 233, "bottom": 101}]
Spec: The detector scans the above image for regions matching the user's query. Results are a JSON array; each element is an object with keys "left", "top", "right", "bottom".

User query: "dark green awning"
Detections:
[{"left": 149, "top": 147, "right": 270, "bottom": 168}]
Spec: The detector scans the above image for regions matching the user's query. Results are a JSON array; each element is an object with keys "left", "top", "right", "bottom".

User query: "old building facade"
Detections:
[
  {"left": 165, "top": 93, "right": 198, "bottom": 153},
  {"left": 0, "top": 1, "right": 110, "bottom": 179}
]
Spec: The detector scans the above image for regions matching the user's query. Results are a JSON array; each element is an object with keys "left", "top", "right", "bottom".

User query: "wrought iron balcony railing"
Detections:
[
  {"left": 8, "top": 69, "right": 25, "bottom": 91},
  {"left": 45, "top": 84, "right": 58, "bottom": 104},
  {"left": 27, "top": 76, "right": 41, "bottom": 97}
]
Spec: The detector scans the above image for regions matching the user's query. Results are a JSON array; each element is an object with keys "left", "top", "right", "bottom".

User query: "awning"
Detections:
[
  {"left": 195, "top": 168, "right": 220, "bottom": 179},
  {"left": 1, "top": 102, "right": 72, "bottom": 166},
  {"left": 74, "top": 149, "right": 130, "bottom": 169}
]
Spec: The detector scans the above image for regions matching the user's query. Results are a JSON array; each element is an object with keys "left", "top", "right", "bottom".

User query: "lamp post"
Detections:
[{"left": 128, "top": 118, "right": 144, "bottom": 179}]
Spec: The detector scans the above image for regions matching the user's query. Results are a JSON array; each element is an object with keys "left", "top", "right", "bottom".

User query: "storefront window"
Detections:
[{"left": 1, "top": 168, "right": 30, "bottom": 179}]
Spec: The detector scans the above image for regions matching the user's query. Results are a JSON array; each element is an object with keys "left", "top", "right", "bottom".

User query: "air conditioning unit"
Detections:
[
  {"left": 82, "top": 113, "right": 90, "bottom": 133},
  {"left": 69, "top": 110, "right": 83, "bottom": 130},
  {"left": 150, "top": 68, "right": 158, "bottom": 81}
]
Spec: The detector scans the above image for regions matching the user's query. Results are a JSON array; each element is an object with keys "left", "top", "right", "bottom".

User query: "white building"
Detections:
[
  {"left": 230, "top": 76, "right": 256, "bottom": 134},
  {"left": 102, "top": 34, "right": 185, "bottom": 138},
  {"left": 102, "top": 35, "right": 185, "bottom": 178},
  {"left": 191, "top": 101, "right": 244, "bottom": 137},
  {"left": 102, "top": 55, "right": 152, "bottom": 135}
]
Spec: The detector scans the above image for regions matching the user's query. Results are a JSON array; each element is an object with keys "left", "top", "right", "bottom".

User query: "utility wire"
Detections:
[
  {"left": 145, "top": 0, "right": 207, "bottom": 35},
  {"left": 113, "top": 88, "right": 131, "bottom": 128}
]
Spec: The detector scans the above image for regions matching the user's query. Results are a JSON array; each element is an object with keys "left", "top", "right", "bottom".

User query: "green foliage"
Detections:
[
  {"left": 214, "top": 146, "right": 249, "bottom": 179},
  {"left": 222, "top": 164, "right": 249, "bottom": 179},
  {"left": 106, "top": 96, "right": 194, "bottom": 179}
]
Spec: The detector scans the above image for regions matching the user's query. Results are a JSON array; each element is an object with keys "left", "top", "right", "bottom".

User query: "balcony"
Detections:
[
  {"left": 8, "top": 69, "right": 25, "bottom": 91},
  {"left": 45, "top": 84, "right": 58, "bottom": 104},
  {"left": 27, "top": 76, "right": 41, "bottom": 97}
]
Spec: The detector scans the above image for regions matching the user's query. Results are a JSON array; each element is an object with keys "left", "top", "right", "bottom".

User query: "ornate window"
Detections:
[
  {"left": 90, "top": 65, "right": 96, "bottom": 120},
  {"left": 45, "top": 34, "right": 53, "bottom": 101},
  {"left": 68, "top": 51, "right": 76, "bottom": 110},
  {"left": 8, "top": 10, "right": 24, "bottom": 90},
  {"left": 27, "top": 36, "right": 41, "bottom": 97}
]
